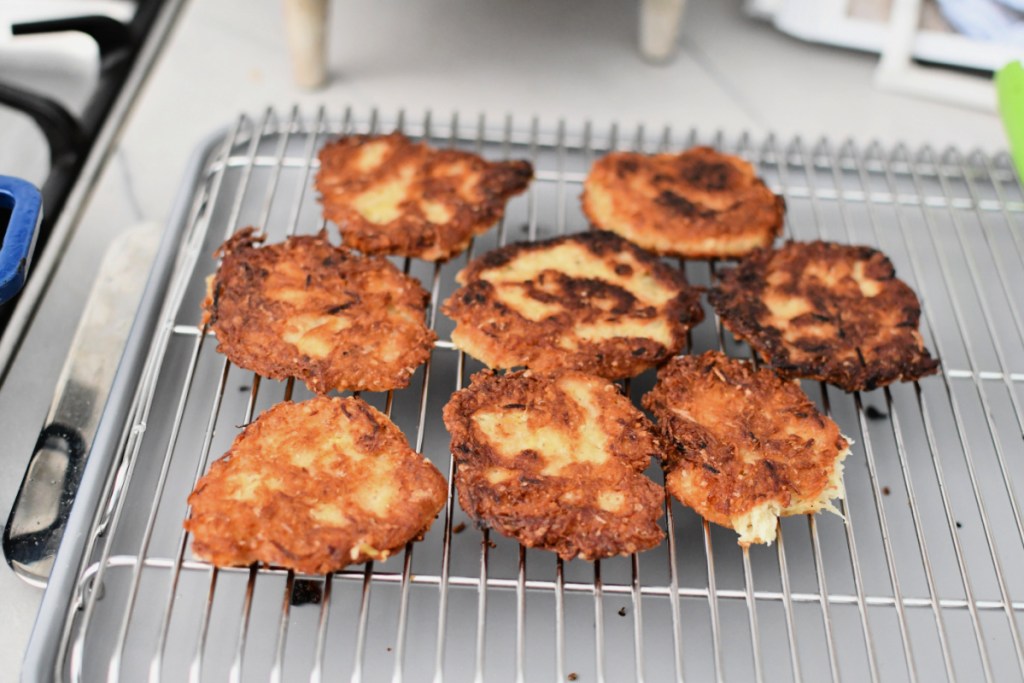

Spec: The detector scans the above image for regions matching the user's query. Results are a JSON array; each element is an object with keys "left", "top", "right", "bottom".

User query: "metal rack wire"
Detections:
[{"left": 39, "top": 106, "right": 1024, "bottom": 682}]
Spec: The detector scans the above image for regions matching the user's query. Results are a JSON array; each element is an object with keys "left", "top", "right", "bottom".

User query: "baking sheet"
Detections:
[{"left": 24, "top": 107, "right": 1024, "bottom": 682}]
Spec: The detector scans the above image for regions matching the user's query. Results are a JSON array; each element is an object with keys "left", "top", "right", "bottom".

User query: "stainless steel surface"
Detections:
[
  {"left": 0, "top": 0, "right": 188, "bottom": 385},
  {"left": 27, "top": 106, "right": 1024, "bottom": 682},
  {"left": 3, "top": 224, "right": 158, "bottom": 586}
]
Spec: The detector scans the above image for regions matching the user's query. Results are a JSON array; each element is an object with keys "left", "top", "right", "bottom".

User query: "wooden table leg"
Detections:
[
  {"left": 639, "top": 0, "right": 687, "bottom": 63},
  {"left": 282, "top": 0, "right": 329, "bottom": 89}
]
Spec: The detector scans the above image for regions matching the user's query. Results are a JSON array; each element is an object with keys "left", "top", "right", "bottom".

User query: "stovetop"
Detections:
[{"left": 0, "top": 0, "right": 168, "bottom": 336}]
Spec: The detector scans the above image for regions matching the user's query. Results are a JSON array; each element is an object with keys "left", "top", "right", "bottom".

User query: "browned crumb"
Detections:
[
  {"left": 708, "top": 240, "right": 939, "bottom": 392},
  {"left": 185, "top": 397, "right": 448, "bottom": 573},
  {"left": 581, "top": 147, "right": 784, "bottom": 259},
  {"left": 289, "top": 579, "right": 323, "bottom": 606},
  {"left": 444, "top": 369, "right": 665, "bottom": 561},
  {"left": 316, "top": 132, "right": 532, "bottom": 261},
  {"left": 203, "top": 228, "right": 436, "bottom": 393},
  {"left": 452, "top": 522, "right": 467, "bottom": 534},
  {"left": 568, "top": 674, "right": 578, "bottom": 681},
  {"left": 643, "top": 351, "right": 849, "bottom": 546},
  {"left": 442, "top": 230, "right": 703, "bottom": 380}
]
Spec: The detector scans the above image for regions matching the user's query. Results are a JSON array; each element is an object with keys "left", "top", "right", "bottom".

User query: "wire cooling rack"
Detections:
[{"left": 33, "top": 106, "right": 1024, "bottom": 682}]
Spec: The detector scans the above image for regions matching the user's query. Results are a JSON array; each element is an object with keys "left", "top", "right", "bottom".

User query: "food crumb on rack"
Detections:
[
  {"left": 488, "top": 539, "right": 497, "bottom": 549},
  {"left": 865, "top": 406, "right": 887, "bottom": 420},
  {"left": 568, "top": 674, "right": 578, "bottom": 681},
  {"left": 882, "top": 486, "right": 891, "bottom": 496},
  {"left": 289, "top": 579, "right": 323, "bottom": 606},
  {"left": 239, "top": 385, "right": 251, "bottom": 393},
  {"left": 956, "top": 521, "right": 963, "bottom": 528},
  {"left": 453, "top": 522, "right": 466, "bottom": 534},
  {"left": 618, "top": 607, "right": 627, "bottom": 617}
]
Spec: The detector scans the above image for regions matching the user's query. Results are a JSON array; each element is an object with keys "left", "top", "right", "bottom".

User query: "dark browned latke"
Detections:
[{"left": 709, "top": 240, "right": 939, "bottom": 392}]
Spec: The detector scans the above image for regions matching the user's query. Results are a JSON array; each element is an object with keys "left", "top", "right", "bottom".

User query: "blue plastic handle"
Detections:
[{"left": 0, "top": 175, "right": 42, "bottom": 304}]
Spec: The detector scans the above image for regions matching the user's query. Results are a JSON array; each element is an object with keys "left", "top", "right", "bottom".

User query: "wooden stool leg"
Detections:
[
  {"left": 282, "top": 0, "right": 329, "bottom": 89},
  {"left": 639, "top": 0, "right": 687, "bottom": 63}
]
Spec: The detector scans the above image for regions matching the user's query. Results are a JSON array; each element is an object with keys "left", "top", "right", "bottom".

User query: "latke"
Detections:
[
  {"left": 441, "top": 231, "right": 703, "bottom": 379},
  {"left": 708, "top": 240, "right": 939, "bottom": 392},
  {"left": 443, "top": 370, "right": 665, "bottom": 561},
  {"left": 581, "top": 146, "right": 784, "bottom": 259},
  {"left": 643, "top": 351, "right": 850, "bottom": 546},
  {"left": 203, "top": 228, "right": 436, "bottom": 393},
  {"left": 316, "top": 132, "right": 532, "bottom": 261},
  {"left": 185, "top": 396, "right": 448, "bottom": 573}
]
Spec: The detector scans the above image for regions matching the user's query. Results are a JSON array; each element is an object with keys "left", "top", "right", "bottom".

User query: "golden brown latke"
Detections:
[
  {"left": 444, "top": 370, "right": 665, "bottom": 561},
  {"left": 203, "top": 228, "right": 436, "bottom": 393},
  {"left": 581, "top": 146, "right": 785, "bottom": 259},
  {"left": 442, "top": 231, "right": 703, "bottom": 379},
  {"left": 643, "top": 351, "right": 850, "bottom": 546},
  {"left": 708, "top": 240, "right": 939, "bottom": 392},
  {"left": 185, "top": 396, "right": 447, "bottom": 573},
  {"left": 316, "top": 132, "right": 533, "bottom": 261}
]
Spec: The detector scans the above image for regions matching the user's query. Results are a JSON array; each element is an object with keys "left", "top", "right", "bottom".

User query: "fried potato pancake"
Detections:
[
  {"left": 444, "top": 370, "right": 665, "bottom": 560},
  {"left": 708, "top": 240, "right": 939, "bottom": 392},
  {"left": 644, "top": 351, "right": 850, "bottom": 546},
  {"left": 581, "top": 146, "right": 785, "bottom": 259},
  {"left": 442, "top": 231, "right": 703, "bottom": 379},
  {"left": 185, "top": 396, "right": 447, "bottom": 573},
  {"left": 316, "top": 132, "right": 533, "bottom": 261},
  {"left": 203, "top": 228, "right": 436, "bottom": 393}
]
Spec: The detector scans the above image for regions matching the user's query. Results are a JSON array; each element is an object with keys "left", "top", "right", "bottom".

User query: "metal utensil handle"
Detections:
[
  {"left": 2, "top": 424, "right": 88, "bottom": 585},
  {"left": 2, "top": 225, "right": 157, "bottom": 586}
]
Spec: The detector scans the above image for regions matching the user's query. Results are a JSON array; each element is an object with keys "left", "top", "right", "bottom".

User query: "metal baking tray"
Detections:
[{"left": 21, "top": 106, "right": 1024, "bottom": 682}]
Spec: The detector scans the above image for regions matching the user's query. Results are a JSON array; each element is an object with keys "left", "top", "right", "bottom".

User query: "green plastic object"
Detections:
[{"left": 996, "top": 61, "right": 1024, "bottom": 181}]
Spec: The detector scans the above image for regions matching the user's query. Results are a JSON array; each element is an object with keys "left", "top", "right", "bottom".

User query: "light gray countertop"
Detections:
[{"left": 0, "top": 0, "right": 1006, "bottom": 678}]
